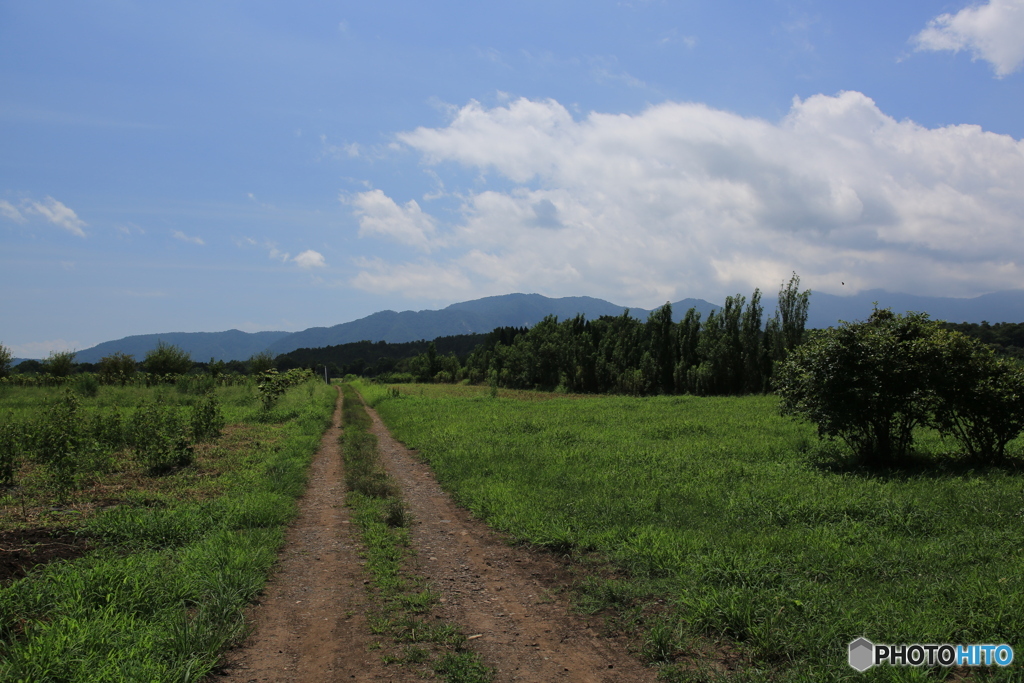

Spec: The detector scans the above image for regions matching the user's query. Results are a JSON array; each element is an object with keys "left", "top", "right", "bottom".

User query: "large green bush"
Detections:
[
  {"left": 143, "top": 341, "right": 193, "bottom": 376},
  {"left": 98, "top": 351, "right": 137, "bottom": 385},
  {"left": 776, "top": 307, "right": 1024, "bottom": 464}
]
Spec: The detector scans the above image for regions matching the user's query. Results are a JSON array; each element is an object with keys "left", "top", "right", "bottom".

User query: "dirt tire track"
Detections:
[
  {"left": 365, "top": 402, "right": 658, "bottom": 683},
  {"left": 217, "top": 388, "right": 412, "bottom": 682}
]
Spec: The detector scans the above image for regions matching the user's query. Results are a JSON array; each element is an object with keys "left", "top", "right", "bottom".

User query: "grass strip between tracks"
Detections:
[{"left": 340, "top": 383, "right": 493, "bottom": 683}]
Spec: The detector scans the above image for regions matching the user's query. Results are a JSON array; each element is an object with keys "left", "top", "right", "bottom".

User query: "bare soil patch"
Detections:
[
  {"left": 0, "top": 527, "right": 91, "bottom": 584},
  {"left": 365, "top": 404, "right": 658, "bottom": 683}
]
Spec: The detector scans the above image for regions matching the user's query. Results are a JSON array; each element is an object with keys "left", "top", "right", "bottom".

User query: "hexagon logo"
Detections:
[{"left": 849, "top": 637, "right": 874, "bottom": 671}]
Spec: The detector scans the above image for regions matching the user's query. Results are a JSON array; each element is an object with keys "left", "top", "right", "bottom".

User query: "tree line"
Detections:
[
  {"left": 275, "top": 334, "right": 488, "bottom": 378},
  {"left": 384, "top": 274, "right": 812, "bottom": 396},
  {"left": 0, "top": 341, "right": 280, "bottom": 387},
  {"left": 940, "top": 321, "right": 1024, "bottom": 360}
]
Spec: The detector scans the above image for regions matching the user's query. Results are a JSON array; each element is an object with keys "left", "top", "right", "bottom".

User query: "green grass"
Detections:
[
  {"left": 0, "top": 380, "right": 336, "bottom": 681},
  {"left": 359, "top": 381, "right": 1024, "bottom": 682}
]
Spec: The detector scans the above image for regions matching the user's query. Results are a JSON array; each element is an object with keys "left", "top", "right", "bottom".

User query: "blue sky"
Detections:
[{"left": 2, "top": 0, "right": 1023, "bottom": 357}]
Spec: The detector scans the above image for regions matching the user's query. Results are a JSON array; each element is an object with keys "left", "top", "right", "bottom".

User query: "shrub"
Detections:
[
  {"left": 176, "top": 373, "right": 215, "bottom": 396},
  {"left": 32, "top": 390, "right": 86, "bottom": 497},
  {"left": 98, "top": 351, "right": 137, "bottom": 385},
  {"left": 931, "top": 344, "right": 1024, "bottom": 462},
  {"left": 190, "top": 392, "right": 225, "bottom": 443},
  {"left": 88, "top": 407, "right": 127, "bottom": 451},
  {"left": 255, "top": 368, "right": 314, "bottom": 411},
  {"left": 776, "top": 308, "right": 1024, "bottom": 466},
  {"left": 73, "top": 372, "right": 100, "bottom": 397},
  {"left": 128, "top": 400, "right": 194, "bottom": 474},
  {"left": 0, "top": 415, "right": 25, "bottom": 486}
]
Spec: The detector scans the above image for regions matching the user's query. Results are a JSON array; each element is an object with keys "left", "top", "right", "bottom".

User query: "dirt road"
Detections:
[
  {"left": 217, "top": 389, "right": 398, "bottom": 682},
  {"left": 218, "top": 389, "right": 656, "bottom": 682}
]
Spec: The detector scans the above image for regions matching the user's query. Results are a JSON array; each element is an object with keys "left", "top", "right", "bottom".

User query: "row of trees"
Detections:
[
  {"left": 385, "top": 274, "right": 812, "bottom": 396},
  {"left": 0, "top": 342, "right": 279, "bottom": 385},
  {"left": 777, "top": 308, "right": 1024, "bottom": 465},
  {"left": 940, "top": 320, "right": 1024, "bottom": 360},
  {"left": 469, "top": 275, "right": 810, "bottom": 396}
]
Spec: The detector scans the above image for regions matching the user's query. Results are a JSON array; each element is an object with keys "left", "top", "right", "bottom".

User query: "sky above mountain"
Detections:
[{"left": 2, "top": 0, "right": 1023, "bottom": 357}]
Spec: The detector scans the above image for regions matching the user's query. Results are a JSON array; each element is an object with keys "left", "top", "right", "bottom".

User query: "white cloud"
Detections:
[
  {"left": 172, "top": 230, "right": 205, "bottom": 245},
  {"left": 351, "top": 257, "right": 473, "bottom": 299},
  {"left": 8, "top": 339, "right": 81, "bottom": 359},
  {"left": 350, "top": 189, "right": 437, "bottom": 251},
  {"left": 914, "top": 0, "right": 1024, "bottom": 77},
  {"left": 27, "top": 196, "right": 87, "bottom": 237},
  {"left": 116, "top": 223, "right": 144, "bottom": 236},
  {"left": 0, "top": 200, "right": 26, "bottom": 224},
  {"left": 293, "top": 249, "right": 326, "bottom": 269},
  {"left": 349, "top": 93, "right": 1024, "bottom": 303}
]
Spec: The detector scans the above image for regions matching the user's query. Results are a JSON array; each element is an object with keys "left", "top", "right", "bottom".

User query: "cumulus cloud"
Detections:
[
  {"left": 914, "top": 0, "right": 1024, "bottom": 77},
  {"left": 350, "top": 189, "right": 437, "bottom": 251},
  {"left": 293, "top": 249, "right": 326, "bottom": 269},
  {"left": 27, "top": 197, "right": 87, "bottom": 237},
  {"left": 349, "top": 93, "right": 1024, "bottom": 303},
  {"left": 238, "top": 237, "right": 325, "bottom": 270},
  {"left": 172, "top": 230, "right": 205, "bottom": 245}
]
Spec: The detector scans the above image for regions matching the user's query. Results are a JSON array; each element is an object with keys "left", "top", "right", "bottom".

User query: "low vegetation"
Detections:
[
  {"left": 0, "top": 376, "right": 335, "bottom": 680},
  {"left": 359, "top": 380, "right": 1023, "bottom": 682}
]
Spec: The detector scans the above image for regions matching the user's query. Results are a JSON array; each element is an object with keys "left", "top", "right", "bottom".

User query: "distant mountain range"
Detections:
[
  {"left": 60, "top": 289, "right": 1024, "bottom": 363},
  {"left": 72, "top": 330, "right": 292, "bottom": 364}
]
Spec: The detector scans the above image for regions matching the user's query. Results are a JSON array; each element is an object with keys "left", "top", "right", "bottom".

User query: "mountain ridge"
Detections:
[{"left": 57, "top": 289, "right": 1024, "bottom": 363}]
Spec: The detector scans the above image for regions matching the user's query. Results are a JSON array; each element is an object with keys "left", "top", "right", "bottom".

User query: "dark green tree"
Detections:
[
  {"left": 0, "top": 342, "right": 12, "bottom": 379},
  {"left": 42, "top": 350, "right": 77, "bottom": 377},
  {"left": 673, "top": 308, "right": 701, "bottom": 392},
  {"left": 144, "top": 342, "right": 192, "bottom": 376},
  {"left": 646, "top": 303, "right": 676, "bottom": 394},
  {"left": 740, "top": 289, "right": 770, "bottom": 392},
  {"left": 247, "top": 351, "right": 275, "bottom": 375},
  {"left": 775, "top": 272, "right": 811, "bottom": 357}
]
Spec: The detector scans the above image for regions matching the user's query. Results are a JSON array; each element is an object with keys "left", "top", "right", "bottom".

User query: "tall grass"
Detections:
[{"left": 360, "top": 381, "right": 1024, "bottom": 682}]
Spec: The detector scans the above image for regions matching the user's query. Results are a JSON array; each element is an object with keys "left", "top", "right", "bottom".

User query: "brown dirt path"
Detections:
[
  {"left": 216, "top": 388, "right": 410, "bottom": 682},
  {"left": 365, "top": 403, "right": 658, "bottom": 683}
]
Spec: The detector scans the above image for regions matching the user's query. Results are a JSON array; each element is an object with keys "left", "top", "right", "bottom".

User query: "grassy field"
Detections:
[
  {"left": 0, "top": 378, "right": 336, "bottom": 681},
  {"left": 356, "top": 381, "right": 1024, "bottom": 682}
]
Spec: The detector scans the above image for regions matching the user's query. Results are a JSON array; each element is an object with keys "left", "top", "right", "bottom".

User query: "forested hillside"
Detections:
[
  {"left": 941, "top": 321, "right": 1024, "bottom": 359},
  {"left": 274, "top": 334, "right": 489, "bottom": 377}
]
